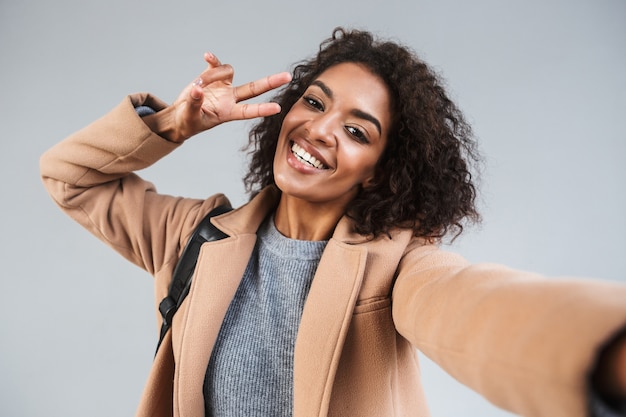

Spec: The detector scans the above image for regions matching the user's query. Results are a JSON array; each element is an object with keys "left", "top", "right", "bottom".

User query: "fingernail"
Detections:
[
  {"left": 192, "top": 78, "right": 203, "bottom": 86},
  {"left": 206, "top": 51, "right": 215, "bottom": 60}
]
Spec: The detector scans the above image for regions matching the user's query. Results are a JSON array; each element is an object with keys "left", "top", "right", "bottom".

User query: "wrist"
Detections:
[{"left": 142, "top": 107, "right": 186, "bottom": 143}]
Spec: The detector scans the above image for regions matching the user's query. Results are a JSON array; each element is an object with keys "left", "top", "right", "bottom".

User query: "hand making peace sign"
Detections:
[{"left": 144, "top": 52, "right": 292, "bottom": 143}]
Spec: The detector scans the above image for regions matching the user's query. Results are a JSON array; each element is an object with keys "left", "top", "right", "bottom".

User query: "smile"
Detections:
[{"left": 291, "top": 142, "right": 327, "bottom": 169}]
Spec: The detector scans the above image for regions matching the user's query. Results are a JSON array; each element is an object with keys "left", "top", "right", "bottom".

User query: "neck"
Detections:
[{"left": 274, "top": 195, "right": 347, "bottom": 241}]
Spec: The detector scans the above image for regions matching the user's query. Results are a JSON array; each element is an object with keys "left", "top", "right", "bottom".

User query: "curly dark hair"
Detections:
[{"left": 243, "top": 28, "right": 481, "bottom": 240}]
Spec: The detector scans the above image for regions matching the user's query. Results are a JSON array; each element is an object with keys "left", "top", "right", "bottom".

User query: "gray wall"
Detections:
[{"left": 1, "top": 0, "right": 624, "bottom": 415}]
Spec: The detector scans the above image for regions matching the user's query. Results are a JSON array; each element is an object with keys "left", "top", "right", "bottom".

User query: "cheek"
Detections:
[{"left": 340, "top": 147, "right": 383, "bottom": 182}]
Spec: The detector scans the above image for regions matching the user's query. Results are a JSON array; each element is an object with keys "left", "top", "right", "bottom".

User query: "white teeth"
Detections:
[{"left": 291, "top": 142, "right": 326, "bottom": 169}]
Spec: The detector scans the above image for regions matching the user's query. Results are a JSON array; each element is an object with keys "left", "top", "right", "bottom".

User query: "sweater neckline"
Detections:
[{"left": 258, "top": 216, "right": 328, "bottom": 261}]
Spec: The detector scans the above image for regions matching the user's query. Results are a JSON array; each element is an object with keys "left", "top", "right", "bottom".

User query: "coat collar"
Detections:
[
  {"left": 211, "top": 185, "right": 376, "bottom": 245},
  {"left": 210, "top": 186, "right": 279, "bottom": 236}
]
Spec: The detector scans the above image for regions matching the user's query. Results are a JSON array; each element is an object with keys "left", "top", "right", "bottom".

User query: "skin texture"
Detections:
[{"left": 272, "top": 63, "right": 391, "bottom": 241}]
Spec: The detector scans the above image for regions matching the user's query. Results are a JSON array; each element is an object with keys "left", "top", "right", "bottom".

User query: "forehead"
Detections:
[{"left": 313, "top": 62, "right": 387, "bottom": 93}]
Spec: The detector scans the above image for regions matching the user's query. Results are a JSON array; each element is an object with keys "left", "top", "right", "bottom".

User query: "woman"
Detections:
[{"left": 40, "top": 28, "right": 625, "bottom": 417}]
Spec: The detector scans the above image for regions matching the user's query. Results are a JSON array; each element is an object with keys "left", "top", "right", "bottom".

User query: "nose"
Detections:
[{"left": 306, "top": 113, "right": 338, "bottom": 147}]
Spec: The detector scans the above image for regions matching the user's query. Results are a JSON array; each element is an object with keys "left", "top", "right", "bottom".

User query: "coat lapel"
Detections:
[
  {"left": 173, "top": 235, "right": 256, "bottom": 416},
  {"left": 293, "top": 231, "right": 368, "bottom": 416},
  {"left": 173, "top": 188, "right": 280, "bottom": 417}
]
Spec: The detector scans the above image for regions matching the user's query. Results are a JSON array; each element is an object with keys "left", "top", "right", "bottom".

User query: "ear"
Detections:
[
  {"left": 362, "top": 173, "right": 376, "bottom": 189},
  {"left": 362, "top": 164, "right": 383, "bottom": 189}
]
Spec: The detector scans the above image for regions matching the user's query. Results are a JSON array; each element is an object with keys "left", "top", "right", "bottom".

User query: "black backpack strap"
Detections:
[{"left": 155, "top": 205, "right": 233, "bottom": 354}]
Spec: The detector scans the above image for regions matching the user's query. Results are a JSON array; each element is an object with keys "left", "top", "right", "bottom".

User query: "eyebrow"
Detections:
[{"left": 311, "top": 80, "right": 382, "bottom": 135}]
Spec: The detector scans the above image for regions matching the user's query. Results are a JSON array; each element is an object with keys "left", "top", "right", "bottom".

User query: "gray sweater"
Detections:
[{"left": 204, "top": 216, "right": 328, "bottom": 416}]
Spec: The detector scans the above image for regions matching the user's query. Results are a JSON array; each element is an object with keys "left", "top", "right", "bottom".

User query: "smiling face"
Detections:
[{"left": 273, "top": 62, "right": 392, "bottom": 211}]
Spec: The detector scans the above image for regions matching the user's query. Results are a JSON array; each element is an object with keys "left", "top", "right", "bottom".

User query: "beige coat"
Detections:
[{"left": 40, "top": 93, "right": 626, "bottom": 417}]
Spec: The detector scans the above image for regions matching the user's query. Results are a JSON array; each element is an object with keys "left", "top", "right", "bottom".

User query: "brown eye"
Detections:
[
  {"left": 303, "top": 96, "right": 324, "bottom": 111},
  {"left": 346, "top": 126, "right": 369, "bottom": 144}
]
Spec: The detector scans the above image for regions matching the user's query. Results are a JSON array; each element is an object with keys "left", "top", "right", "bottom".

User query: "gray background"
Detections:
[{"left": 1, "top": 0, "right": 625, "bottom": 416}]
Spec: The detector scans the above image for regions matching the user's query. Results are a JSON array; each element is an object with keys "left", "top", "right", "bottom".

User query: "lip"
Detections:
[{"left": 288, "top": 139, "right": 332, "bottom": 171}]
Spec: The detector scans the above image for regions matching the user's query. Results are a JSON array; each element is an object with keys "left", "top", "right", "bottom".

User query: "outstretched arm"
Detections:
[
  {"left": 143, "top": 52, "right": 292, "bottom": 143},
  {"left": 391, "top": 244, "right": 626, "bottom": 417}
]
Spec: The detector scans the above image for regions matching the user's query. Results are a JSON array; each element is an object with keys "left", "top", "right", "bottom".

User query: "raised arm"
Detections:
[{"left": 40, "top": 54, "right": 291, "bottom": 276}]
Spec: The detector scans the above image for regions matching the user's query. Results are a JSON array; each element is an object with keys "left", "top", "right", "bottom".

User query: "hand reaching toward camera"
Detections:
[{"left": 144, "top": 52, "right": 292, "bottom": 143}]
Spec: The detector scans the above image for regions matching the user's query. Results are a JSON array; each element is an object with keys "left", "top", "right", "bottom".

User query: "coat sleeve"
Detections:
[
  {"left": 391, "top": 243, "right": 626, "bottom": 417},
  {"left": 39, "top": 93, "right": 230, "bottom": 276}
]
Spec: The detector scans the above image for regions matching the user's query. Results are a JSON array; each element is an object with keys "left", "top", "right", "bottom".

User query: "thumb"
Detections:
[
  {"left": 188, "top": 80, "right": 204, "bottom": 103},
  {"left": 182, "top": 82, "right": 206, "bottom": 120}
]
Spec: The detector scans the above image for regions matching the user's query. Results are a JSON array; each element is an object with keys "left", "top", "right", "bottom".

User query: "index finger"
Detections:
[{"left": 234, "top": 72, "right": 292, "bottom": 102}]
